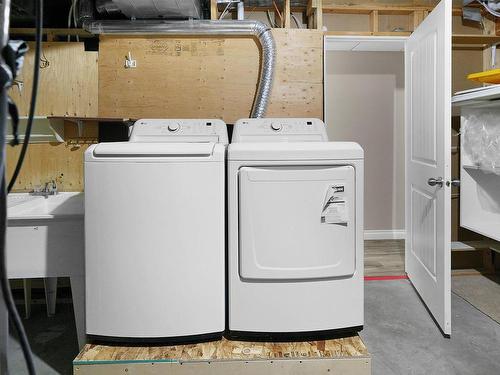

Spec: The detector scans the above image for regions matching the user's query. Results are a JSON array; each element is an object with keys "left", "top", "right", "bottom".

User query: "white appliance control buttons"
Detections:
[
  {"left": 270, "top": 122, "right": 282, "bottom": 131},
  {"left": 168, "top": 123, "right": 180, "bottom": 132}
]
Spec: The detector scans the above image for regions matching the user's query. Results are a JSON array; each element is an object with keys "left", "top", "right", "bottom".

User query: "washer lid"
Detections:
[
  {"left": 92, "top": 142, "right": 215, "bottom": 157},
  {"left": 228, "top": 142, "right": 363, "bottom": 161}
]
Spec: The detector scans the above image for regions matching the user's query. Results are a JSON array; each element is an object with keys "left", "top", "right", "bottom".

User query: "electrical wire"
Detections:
[
  {"left": 291, "top": 13, "right": 302, "bottom": 29},
  {"left": 266, "top": 10, "right": 279, "bottom": 28},
  {"left": 67, "top": 0, "right": 74, "bottom": 41},
  {"left": 1, "top": 0, "right": 43, "bottom": 373},
  {"left": 73, "top": 0, "right": 79, "bottom": 42},
  {"left": 475, "top": 0, "right": 500, "bottom": 17},
  {"left": 219, "top": 2, "right": 232, "bottom": 20},
  {"left": 7, "top": 0, "right": 43, "bottom": 194}
]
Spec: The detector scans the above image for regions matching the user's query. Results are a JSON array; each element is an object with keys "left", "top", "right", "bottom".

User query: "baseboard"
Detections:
[{"left": 364, "top": 230, "right": 406, "bottom": 240}]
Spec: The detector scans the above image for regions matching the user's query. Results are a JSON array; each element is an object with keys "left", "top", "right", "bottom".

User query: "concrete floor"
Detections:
[
  {"left": 362, "top": 279, "right": 500, "bottom": 375},
  {"left": 6, "top": 279, "right": 500, "bottom": 374}
]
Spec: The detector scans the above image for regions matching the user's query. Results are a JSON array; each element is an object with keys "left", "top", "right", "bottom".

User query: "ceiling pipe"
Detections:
[{"left": 83, "top": 19, "right": 276, "bottom": 118}]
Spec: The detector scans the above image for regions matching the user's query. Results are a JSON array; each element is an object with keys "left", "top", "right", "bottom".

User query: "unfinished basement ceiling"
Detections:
[{"left": 246, "top": 1, "right": 466, "bottom": 8}]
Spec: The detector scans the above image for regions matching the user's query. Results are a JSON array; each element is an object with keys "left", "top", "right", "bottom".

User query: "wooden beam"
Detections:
[
  {"left": 322, "top": 4, "right": 463, "bottom": 16},
  {"left": 322, "top": 5, "right": 432, "bottom": 15},
  {"left": 324, "top": 31, "right": 412, "bottom": 37},
  {"left": 9, "top": 28, "right": 92, "bottom": 38}
]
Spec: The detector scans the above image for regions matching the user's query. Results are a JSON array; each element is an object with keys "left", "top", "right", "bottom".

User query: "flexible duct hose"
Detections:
[{"left": 83, "top": 19, "right": 276, "bottom": 118}]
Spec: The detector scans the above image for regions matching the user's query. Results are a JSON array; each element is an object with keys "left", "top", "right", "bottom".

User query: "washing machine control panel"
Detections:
[
  {"left": 129, "top": 119, "right": 229, "bottom": 144},
  {"left": 232, "top": 118, "right": 328, "bottom": 142}
]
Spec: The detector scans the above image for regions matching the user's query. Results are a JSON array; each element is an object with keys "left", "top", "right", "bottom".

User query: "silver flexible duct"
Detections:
[{"left": 84, "top": 19, "right": 276, "bottom": 118}]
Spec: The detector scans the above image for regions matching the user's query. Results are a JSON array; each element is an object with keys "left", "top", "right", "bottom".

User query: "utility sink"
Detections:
[
  {"left": 7, "top": 192, "right": 84, "bottom": 220},
  {"left": 6, "top": 191, "right": 86, "bottom": 348}
]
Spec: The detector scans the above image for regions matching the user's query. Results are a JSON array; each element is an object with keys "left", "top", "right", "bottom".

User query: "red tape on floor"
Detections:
[{"left": 364, "top": 275, "right": 408, "bottom": 281}]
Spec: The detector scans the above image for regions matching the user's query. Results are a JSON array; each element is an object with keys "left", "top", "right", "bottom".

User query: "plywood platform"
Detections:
[{"left": 74, "top": 335, "right": 371, "bottom": 374}]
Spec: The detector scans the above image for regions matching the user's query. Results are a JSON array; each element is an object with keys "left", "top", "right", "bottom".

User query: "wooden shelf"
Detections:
[
  {"left": 324, "top": 32, "right": 500, "bottom": 47},
  {"left": 452, "top": 34, "right": 500, "bottom": 46},
  {"left": 324, "top": 31, "right": 411, "bottom": 37}
]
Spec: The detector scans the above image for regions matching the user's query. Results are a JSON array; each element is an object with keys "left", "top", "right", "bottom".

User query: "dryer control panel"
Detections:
[
  {"left": 129, "top": 119, "right": 228, "bottom": 144},
  {"left": 231, "top": 118, "right": 328, "bottom": 143}
]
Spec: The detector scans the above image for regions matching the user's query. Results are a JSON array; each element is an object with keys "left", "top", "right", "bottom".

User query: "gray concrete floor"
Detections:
[
  {"left": 6, "top": 279, "right": 500, "bottom": 374},
  {"left": 362, "top": 279, "right": 500, "bottom": 375}
]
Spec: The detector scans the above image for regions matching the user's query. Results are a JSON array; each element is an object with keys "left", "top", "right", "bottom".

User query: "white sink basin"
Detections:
[{"left": 7, "top": 192, "right": 84, "bottom": 220}]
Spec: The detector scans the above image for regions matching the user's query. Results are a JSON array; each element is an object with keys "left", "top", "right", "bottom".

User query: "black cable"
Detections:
[
  {"left": 7, "top": 0, "right": 43, "bottom": 193},
  {"left": 0, "top": 0, "right": 43, "bottom": 373}
]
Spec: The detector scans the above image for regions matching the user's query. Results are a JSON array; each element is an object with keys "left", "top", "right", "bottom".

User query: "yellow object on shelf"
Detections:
[{"left": 467, "top": 69, "right": 500, "bottom": 84}]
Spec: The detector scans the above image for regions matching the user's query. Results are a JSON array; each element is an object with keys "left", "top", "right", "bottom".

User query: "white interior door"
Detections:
[{"left": 405, "top": 0, "right": 452, "bottom": 336}]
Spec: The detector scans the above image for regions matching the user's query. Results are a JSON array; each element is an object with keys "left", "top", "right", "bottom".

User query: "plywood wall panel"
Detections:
[
  {"left": 9, "top": 42, "right": 98, "bottom": 117},
  {"left": 98, "top": 29, "right": 323, "bottom": 123},
  {"left": 6, "top": 143, "right": 90, "bottom": 192}
]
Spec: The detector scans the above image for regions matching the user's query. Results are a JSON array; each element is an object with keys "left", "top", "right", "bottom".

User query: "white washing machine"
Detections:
[
  {"left": 227, "top": 118, "right": 364, "bottom": 340},
  {"left": 85, "top": 119, "right": 227, "bottom": 343}
]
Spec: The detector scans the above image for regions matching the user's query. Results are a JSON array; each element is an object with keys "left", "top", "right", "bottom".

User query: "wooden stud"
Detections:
[
  {"left": 307, "top": 0, "right": 322, "bottom": 30},
  {"left": 413, "top": 10, "right": 425, "bottom": 30},
  {"left": 370, "top": 10, "right": 379, "bottom": 33},
  {"left": 315, "top": 0, "right": 323, "bottom": 30},
  {"left": 210, "top": 0, "right": 218, "bottom": 20},
  {"left": 284, "top": 0, "right": 291, "bottom": 29}
]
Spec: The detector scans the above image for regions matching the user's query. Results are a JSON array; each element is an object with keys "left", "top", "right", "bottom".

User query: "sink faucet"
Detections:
[{"left": 31, "top": 180, "right": 58, "bottom": 198}]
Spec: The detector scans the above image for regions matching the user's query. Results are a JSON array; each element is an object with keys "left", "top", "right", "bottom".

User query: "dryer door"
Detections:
[{"left": 238, "top": 165, "right": 356, "bottom": 280}]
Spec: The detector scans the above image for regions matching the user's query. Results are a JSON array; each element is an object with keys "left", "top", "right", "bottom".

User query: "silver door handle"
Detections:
[
  {"left": 428, "top": 177, "right": 444, "bottom": 187},
  {"left": 446, "top": 179, "right": 460, "bottom": 187}
]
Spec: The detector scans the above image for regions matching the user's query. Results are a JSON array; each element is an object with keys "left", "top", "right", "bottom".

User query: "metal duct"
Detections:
[
  {"left": 96, "top": 0, "right": 203, "bottom": 19},
  {"left": 84, "top": 19, "right": 276, "bottom": 118}
]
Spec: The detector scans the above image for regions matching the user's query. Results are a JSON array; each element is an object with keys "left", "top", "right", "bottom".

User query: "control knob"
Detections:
[
  {"left": 270, "top": 122, "right": 282, "bottom": 131},
  {"left": 168, "top": 123, "right": 180, "bottom": 132}
]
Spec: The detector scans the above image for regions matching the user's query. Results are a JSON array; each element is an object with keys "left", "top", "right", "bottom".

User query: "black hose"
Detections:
[
  {"left": 7, "top": 0, "right": 43, "bottom": 193},
  {"left": 0, "top": 0, "right": 43, "bottom": 373}
]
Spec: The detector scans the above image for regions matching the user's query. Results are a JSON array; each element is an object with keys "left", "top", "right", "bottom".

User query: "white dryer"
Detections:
[
  {"left": 85, "top": 119, "right": 227, "bottom": 343},
  {"left": 227, "top": 118, "right": 364, "bottom": 340}
]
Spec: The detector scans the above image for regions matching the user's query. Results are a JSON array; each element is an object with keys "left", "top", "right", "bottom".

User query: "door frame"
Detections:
[{"left": 323, "top": 35, "right": 408, "bottom": 241}]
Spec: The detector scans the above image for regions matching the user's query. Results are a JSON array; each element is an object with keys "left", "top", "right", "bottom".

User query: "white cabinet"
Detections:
[{"left": 453, "top": 86, "right": 500, "bottom": 242}]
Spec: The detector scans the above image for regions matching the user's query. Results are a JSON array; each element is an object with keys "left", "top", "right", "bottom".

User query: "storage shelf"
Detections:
[
  {"left": 463, "top": 164, "right": 500, "bottom": 173},
  {"left": 452, "top": 34, "right": 500, "bottom": 47}
]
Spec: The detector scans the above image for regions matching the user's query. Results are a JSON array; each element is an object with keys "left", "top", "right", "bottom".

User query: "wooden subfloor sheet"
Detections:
[{"left": 74, "top": 336, "right": 371, "bottom": 375}]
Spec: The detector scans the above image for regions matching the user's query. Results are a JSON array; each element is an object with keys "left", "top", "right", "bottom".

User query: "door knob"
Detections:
[
  {"left": 427, "top": 177, "right": 444, "bottom": 187},
  {"left": 446, "top": 179, "right": 460, "bottom": 187}
]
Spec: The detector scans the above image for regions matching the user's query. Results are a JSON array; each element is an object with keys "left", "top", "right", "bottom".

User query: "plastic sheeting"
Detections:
[
  {"left": 462, "top": 108, "right": 500, "bottom": 174},
  {"left": 97, "top": 0, "right": 202, "bottom": 19}
]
